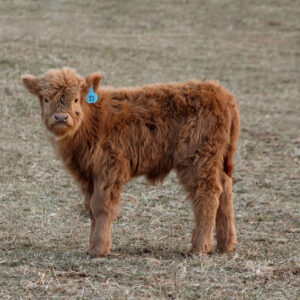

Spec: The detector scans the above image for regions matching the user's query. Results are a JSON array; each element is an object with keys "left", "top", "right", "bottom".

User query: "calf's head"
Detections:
[{"left": 22, "top": 68, "right": 101, "bottom": 137}]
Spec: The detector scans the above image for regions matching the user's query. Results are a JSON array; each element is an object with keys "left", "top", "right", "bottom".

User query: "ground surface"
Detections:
[{"left": 0, "top": 0, "right": 299, "bottom": 299}]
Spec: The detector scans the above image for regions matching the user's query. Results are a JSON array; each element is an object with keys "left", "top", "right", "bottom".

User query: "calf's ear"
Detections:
[
  {"left": 85, "top": 73, "right": 102, "bottom": 93},
  {"left": 22, "top": 75, "right": 41, "bottom": 95}
]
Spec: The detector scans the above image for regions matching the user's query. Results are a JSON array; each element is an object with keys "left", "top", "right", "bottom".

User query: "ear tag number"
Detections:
[{"left": 86, "top": 86, "right": 98, "bottom": 104}]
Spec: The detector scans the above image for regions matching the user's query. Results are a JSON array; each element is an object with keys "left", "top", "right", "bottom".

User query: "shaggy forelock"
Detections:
[{"left": 40, "top": 68, "right": 82, "bottom": 96}]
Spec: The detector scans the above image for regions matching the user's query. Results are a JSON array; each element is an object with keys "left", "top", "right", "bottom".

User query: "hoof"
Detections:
[
  {"left": 189, "top": 245, "right": 213, "bottom": 255},
  {"left": 216, "top": 243, "right": 236, "bottom": 253},
  {"left": 88, "top": 247, "right": 111, "bottom": 258}
]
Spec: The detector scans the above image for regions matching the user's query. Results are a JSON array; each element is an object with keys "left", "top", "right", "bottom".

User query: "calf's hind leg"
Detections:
[
  {"left": 216, "top": 174, "right": 237, "bottom": 252},
  {"left": 189, "top": 189, "right": 220, "bottom": 254},
  {"left": 177, "top": 163, "right": 222, "bottom": 254}
]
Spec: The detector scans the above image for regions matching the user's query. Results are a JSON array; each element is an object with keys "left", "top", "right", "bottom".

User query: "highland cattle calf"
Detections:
[{"left": 22, "top": 68, "right": 240, "bottom": 258}]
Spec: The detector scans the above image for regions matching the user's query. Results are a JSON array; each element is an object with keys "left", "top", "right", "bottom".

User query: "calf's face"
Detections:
[
  {"left": 22, "top": 68, "right": 101, "bottom": 137},
  {"left": 38, "top": 85, "right": 83, "bottom": 137}
]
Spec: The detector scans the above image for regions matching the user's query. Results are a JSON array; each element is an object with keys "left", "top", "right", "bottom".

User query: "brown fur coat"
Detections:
[{"left": 22, "top": 68, "right": 239, "bottom": 257}]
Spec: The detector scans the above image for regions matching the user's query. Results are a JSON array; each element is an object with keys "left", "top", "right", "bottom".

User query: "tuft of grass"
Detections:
[{"left": 0, "top": 0, "right": 299, "bottom": 299}]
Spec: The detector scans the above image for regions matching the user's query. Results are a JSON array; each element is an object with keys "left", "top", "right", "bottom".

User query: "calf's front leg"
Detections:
[
  {"left": 84, "top": 194, "right": 95, "bottom": 245},
  {"left": 88, "top": 185, "right": 121, "bottom": 258}
]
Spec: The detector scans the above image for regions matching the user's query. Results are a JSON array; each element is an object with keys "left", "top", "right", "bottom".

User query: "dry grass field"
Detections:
[{"left": 0, "top": 0, "right": 299, "bottom": 299}]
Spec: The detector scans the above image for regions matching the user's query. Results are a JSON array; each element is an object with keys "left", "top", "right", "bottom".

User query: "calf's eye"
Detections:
[
  {"left": 44, "top": 98, "right": 49, "bottom": 103},
  {"left": 75, "top": 98, "right": 78, "bottom": 103}
]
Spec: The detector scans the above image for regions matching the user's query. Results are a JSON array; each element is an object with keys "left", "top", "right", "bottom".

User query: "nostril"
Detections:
[{"left": 55, "top": 114, "right": 68, "bottom": 121}]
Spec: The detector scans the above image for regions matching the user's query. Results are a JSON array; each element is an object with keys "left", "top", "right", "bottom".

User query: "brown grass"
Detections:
[{"left": 0, "top": 0, "right": 299, "bottom": 299}]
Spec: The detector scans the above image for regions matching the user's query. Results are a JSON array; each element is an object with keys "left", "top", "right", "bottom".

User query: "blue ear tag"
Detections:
[{"left": 86, "top": 86, "right": 98, "bottom": 103}]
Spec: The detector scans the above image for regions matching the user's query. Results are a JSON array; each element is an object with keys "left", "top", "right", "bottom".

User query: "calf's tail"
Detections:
[{"left": 224, "top": 102, "right": 240, "bottom": 178}]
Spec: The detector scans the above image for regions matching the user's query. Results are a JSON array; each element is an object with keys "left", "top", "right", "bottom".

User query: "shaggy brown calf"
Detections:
[{"left": 22, "top": 68, "right": 240, "bottom": 257}]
